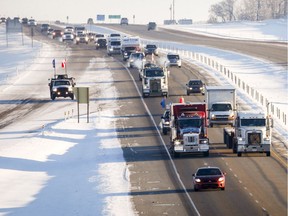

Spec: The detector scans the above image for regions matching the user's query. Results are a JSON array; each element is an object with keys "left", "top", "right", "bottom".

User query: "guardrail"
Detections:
[{"left": 141, "top": 40, "right": 287, "bottom": 129}]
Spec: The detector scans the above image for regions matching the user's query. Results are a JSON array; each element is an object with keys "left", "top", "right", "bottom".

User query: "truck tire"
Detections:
[
  {"left": 173, "top": 152, "right": 180, "bottom": 158},
  {"left": 210, "top": 123, "right": 213, "bottom": 127},
  {"left": 162, "top": 128, "right": 167, "bottom": 135},
  {"left": 51, "top": 95, "right": 56, "bottom": 100},
  {"left": 70, "top": 95, "right": 74, "bottom": 100},
  {"left": 186, "top": 91, "right": 190, "bottom": 96},
  {"left": 203, "top": 151, "right": 209, "bottom": 157},
  {"left": 237, "top": 152, "right": 242, "bottom": 157},
  {"left": 266, "top": 151, "right": 271, "bottom": 156}
]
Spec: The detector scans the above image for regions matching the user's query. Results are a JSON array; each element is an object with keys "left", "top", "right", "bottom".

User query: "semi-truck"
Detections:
[
  {"left": 205, "top": 85, "right": 236, "bottom": 127},
  {"left": 142, "top": 66, "right": 168, "bottom": 97},
  {"left": 169, "top": 102, "right": 209, "bottom": 157},
  {"left": 223, "top": 111, "right": 273, "bottom": 156}
]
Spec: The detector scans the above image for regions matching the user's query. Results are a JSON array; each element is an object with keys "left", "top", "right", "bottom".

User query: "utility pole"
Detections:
[
  {"left": 173, "top": 0, "right": 175, "bottom": 23},
  {"left": 170, "top": 4, "right": 172, "bottom": 20}
]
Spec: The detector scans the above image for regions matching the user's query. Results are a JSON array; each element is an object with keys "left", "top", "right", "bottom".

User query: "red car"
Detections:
[{"left": 192, "top": 167, "right": 226, "bottom": 191}]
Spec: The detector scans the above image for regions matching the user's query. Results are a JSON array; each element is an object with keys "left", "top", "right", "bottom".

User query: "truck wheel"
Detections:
[
  {"left": 51, "top": 95, "right": 56, "bottom": 100},
  {"left": 237, "top": 152, "right": 242, "bottom": 157},
  {"left": 163, "top": 128, "right": 167, "bottom": 135},
  {"left": 266, "top": 152, "right": 271, "bottom": 156},
  {"left": 203, "top": 151, "right": 209, "bottom": 157},
  {"left": 71, "top": 95, "right": 74, "bottom": 100},
  {"left": 173, "top": 152, "right": 180, "bottom": 158},
  {"left": 187, "top": 91, "right": 190, "bottom": 96},
  {"left": 194, "top": 186, "right": 199, "bottom": 192},
  {"left": 210, "top": 123, "right": 213, "bottom": 127}
]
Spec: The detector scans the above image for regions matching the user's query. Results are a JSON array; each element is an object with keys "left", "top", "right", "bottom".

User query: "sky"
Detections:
[
  {"left": 0, "top": 19, "right": 287, "bottom": 215},
  {"left": 0, "top": 0, "right": 222, "bottom": 24}
]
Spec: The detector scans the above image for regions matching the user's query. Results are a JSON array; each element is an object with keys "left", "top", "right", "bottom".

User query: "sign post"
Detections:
[{"left": 74, "top": 87, "right": 89, "bottom": 123}]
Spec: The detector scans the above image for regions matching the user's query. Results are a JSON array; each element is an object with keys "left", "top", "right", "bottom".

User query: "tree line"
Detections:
[{"left": 208, "top": 0, "right": 287, "bottom": 23}]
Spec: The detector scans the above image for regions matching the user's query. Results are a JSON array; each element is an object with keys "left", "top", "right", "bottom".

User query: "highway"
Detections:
[{"left": 0, "top": 24, "right": 287, "bottom": 215}]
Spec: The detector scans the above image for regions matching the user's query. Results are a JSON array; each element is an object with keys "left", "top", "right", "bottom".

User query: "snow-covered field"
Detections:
[{"left": 0, "top": 18, "right": 287, "bottom": 215}]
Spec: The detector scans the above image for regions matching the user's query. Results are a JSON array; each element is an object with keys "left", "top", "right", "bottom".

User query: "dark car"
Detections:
[
  {"left": 41, "top": 23, "right": 50, "bottom": 33},
  {"left": 186, "top": 79, "right": 205, "bottom": 95},
  {"left": 52, "top": 29, "right": 63, "bottom": 39},
  {"left": 148, "top": 22, "right": 156, "bottom": 30},
  {"left": 95, "top": 38, "right": 107, "bottom": 49},
  {"left": 192, "top": 167, "right": 226, "bottom": 191},
  {"left": 21, "top": 17, "right": 28, "bottom": 24},
  {"left": 144, "top": 44, "right": 158, "bottom": 56}
]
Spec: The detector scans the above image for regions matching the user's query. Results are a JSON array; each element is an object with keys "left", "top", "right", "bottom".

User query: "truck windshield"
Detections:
[
  {"left": 240, "top": 119, "right": 266, "bottom": 127},
  {"left": 211, "top": 104, "right": 232, "bottom": 111},
  {"left": 54, "top": 81, "right": 70, "bottom": 86},
  {"left": 178, "top": 119, "right": 202, "bottom": 128},
  {"left": 111, "top": 41, "right": 121, "bottom": 46},
  {"left": 145, "top": 69, "right": 164, "bottom": 77}
]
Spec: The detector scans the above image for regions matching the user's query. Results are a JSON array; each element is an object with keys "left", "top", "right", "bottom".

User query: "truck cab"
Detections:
[
  {"left": 142, "top": 66, "right": 168, "bottom": 97},
  {"left": 107, "top": 37, "right": 122, "bottom": 55},
  {"left": 170, "top": 103, "right": 209, "bottom": 157},
  {"left": 223, "top": 111, "right": 272, "bottom": 156}
]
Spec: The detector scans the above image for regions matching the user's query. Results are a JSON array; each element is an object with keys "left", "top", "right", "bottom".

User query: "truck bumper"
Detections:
[
  {"left": 237, "top": 144, "right": 270, "bottom": 154},
  {"left": 210, "top": 119, "right": 234, "bottom": 126},
  {"left": 174, "top": 144, "right": 209, "bottom": 153}
]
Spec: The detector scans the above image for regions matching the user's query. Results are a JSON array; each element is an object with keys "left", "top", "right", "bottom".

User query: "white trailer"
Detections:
[
  {"left": 205, "top": 86, "right": 236, "bottom": 127},
  {"left": 121, "top": 36, "right": 140, "bottom": 61}
]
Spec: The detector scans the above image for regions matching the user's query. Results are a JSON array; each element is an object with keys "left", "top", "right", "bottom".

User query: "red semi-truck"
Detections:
[{"left": 169, "top": 102, "right": 209, "bottom": 157}]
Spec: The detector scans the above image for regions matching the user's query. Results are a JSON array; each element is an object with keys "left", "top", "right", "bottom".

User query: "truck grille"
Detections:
[
  {"left": 215, "top": 115, "right": 229, "bottom": 120},
  {"left": 248, "top": 132, "right": 261, "bottom": 145},
  {"left": 150, "top": 79, "right": 160, "bottom": 92},
  {"left": 184, "top": 134, "right": 198, "bottom": 145}
]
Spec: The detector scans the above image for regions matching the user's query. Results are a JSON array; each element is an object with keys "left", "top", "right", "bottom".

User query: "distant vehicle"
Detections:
[
  {"left": 144, "top": 44, "right": 158, "bottom": 56},
  {"left": 87, "top": 18, "right": 94, "bottom": 24},
  {"left": 28, "top": 19, "right": 37, "bottom": 26},
  {"left": 110, "top": 33, "right": 121, "bottom": 37},
  {"left": 107, "top": 36, "right": 122, "bottom": 55},
  {"left": 47, "top": 28, "right": 54, "bottom": 35},
  {"left": 127, "top": 52, "right": 145, "bottom": 68},
  {"left": 147, "top": 22, "right": 156, "bottom": 30},
  {"left": 76, "top": 33, "right": 89, "bottom": 44},
  {"left": 121, "top": 36, "right": 141, "bottom": 61},
  {"left": 55, "top": 20, "right": 61, "bottom": 24},
  {"left": 41, "top": 23, "right": 50, "bottom": 33},
  {"left": 186, "top": 79, "right": 205, "bottom": 95},
  {"left": 74, "top": 26, "right": 86, "bottom": 36},
  {"left": 62, "top": 32, "right": 74, "bottom": 42},
  {"left": 95, "top": 38, "right": 107, "bottom": 50},
  {"left": 192, "top": 167, "right": 226, "bottom": 191},
  {"left": 52, "top": 29, "right": 63, "bottom": 39},
  {"left": 87, "top": 32, "right": 96, "bottom": 42},
  {"left": 48, "top": 75, "right": 75, "bottom": 100},
  {"left": 167, "top": 53, "right": 181, "bottom": 68},
  {"left": 21, "top": 17, "right": 28, "bottom": 24},
  {"left": 120, "top": 17, "right": 128, "bottom": 25},
  {"left": 64, "top": 26, "right": 74, "bottom": 33},
  {"left": 0, "top": 17, "right": 6, "bottom": 23}
]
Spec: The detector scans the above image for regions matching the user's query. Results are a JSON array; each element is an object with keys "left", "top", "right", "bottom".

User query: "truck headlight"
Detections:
[
  {"left": 76, "top": 38, "right": 80, "bottom": 41},
  {"left": 68, "top": 86, "right": 73, "bottom": 92},
  {"left": 52, "top": 88, "right": 57, "bottom": 92},
  {"left": 109, "top": 48, "right": 113, "bottom": 51},
  {"left": 228, "top": 114, "right": 235, "bottom": 120},
  {"left": 211, "top": 114, "right": 216, "bottom": 119},
  {"left": 175, "top": 140, "right": 181, "bottom": 145}
]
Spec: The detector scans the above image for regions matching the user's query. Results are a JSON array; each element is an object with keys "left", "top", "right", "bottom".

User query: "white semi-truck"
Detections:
[
  {"left": 223, "top": 111, "right": 273, "bottom": 156},
  {"left": 142, "top": 66, "right": 168, "bottom": 97},
  {"left": 205, "top": 86, "right": 236, "bottom": 127}
]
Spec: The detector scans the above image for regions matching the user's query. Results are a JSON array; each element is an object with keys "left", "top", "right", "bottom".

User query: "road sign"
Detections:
[
  {"left": 108, "top": 15, "right": 121, "bottom": 19},
  {"left": 97, "top": 15, "right": 105, "bottom": 21}
]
